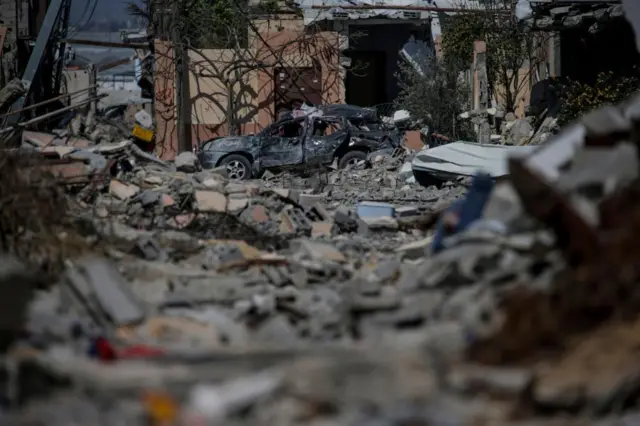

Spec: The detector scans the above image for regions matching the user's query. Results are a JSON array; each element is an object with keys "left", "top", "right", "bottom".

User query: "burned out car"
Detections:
[{"left": 197, "top": 113, "right": 399, "bottom": 180}]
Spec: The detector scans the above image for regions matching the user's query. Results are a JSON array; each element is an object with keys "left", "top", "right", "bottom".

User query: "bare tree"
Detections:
[{"left": 441, "top": 0, "right": 550, "bottom": 114}]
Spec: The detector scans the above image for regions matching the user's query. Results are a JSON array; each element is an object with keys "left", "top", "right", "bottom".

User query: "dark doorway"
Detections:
[
  {"left": 346, "top": 50, "right": 386, "bottom": 107},
  {"left": 560, "top": 18, "right": 640, "bottom": 84}
]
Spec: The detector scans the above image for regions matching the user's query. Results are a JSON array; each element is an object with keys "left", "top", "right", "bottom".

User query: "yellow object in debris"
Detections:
[
  {"left": 132, "top": 124, "right": 154, "bottom": 143},
  {"left": 143, "top": 390, "right": 179, "bottom": 424}
]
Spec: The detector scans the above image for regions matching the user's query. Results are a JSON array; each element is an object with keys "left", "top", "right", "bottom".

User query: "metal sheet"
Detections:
[{"left": 411, "top": 141, "right": 536, "bottom": 178}]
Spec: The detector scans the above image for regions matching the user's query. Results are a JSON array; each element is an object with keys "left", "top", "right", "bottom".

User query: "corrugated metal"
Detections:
[{"left": 411, "top": 142, "right": 537, "bottom": 178}]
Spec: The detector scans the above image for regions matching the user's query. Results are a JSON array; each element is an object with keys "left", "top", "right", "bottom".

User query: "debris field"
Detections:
[{"left": 2, "top": 98, "right": 640, "bottom": 426}]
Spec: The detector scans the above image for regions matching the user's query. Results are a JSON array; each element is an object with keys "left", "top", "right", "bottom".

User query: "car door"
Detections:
[
  {"left": 304, "top": 117, "right": 350, "bottom": 165},
  {"left": 258, "top": 117, "right": 305, "bottom": 168}
]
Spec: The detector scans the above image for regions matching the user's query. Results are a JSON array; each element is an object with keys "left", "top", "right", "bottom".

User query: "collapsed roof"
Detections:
[
  {"left": 292, "top": 0, "right": 433, "bottom": 25},
  {"left": 516, "top": 0, "right": 624, "bottom": 32}
]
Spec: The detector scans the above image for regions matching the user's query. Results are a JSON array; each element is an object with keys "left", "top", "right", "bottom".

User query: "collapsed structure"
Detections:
[{"left": 1, "top": 1, "right": 640, "bottom": 425}]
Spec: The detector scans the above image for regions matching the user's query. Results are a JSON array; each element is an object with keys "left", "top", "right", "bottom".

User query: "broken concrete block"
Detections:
[
  {"left": 144, "top": 175, "right": 163, "bottom": 185},
  {"left": 298, "top": 193, "right": 324, "bottom": 209},
  {"left": 398, "top": 162, "right": 413, "bottom": 181},
  {"left": 279, "top": 212, "right": 296, "bottom": 234},
  {"left": 208, "top": 166, "right": 228, "bottom": 179},
  {"left": 293, "top": 240, "right": 345, "bottom": 263},
  {"left": 244, "top": 183, "right": 261, "bottom": 197},
  {"left": 202, "top": 178, "right": 224, "bottom": 191},
  {"left": 195, "top": 190, "right": 227, "bottom": 213},
  {"left": 227, "top": 197, "right": 249, "bottom": 213},
  {"left": 395, "top": 205, "right": 420, "bottom": 217},
  {"left": 272, "top": 187, "right": 290, "bottom": 199},
  {"left": 132, "top": 316, "right": 228, "bottom": 349},
  {"left": 109, "top": 180, "right": 140, "bottom": 200},
  {"left": 225, "top": 182, "right": 247, "bottom": 194},
  {"left": 71, "top": 257, "right": 146, "bottom": 327},
  {"left": 447, "top": 366, "right": 534, "bottom": 398},
  {"left": 175, "top": 152, "right": 198, "bottom": 173},
  {"left": 139, "top": 190, "right": 161, "bottom": 207},
  {"left": 396, "top": 237, "right": 433, "bottom": 259},
  {"left": 311, "top": 222, "right": 333, "bottom": 238},
  {"left": 361, "top": 216, "right": 398, "bottom": 230},
  {"left": 95, "top": 206, "right": 109, "bottom": 218}
]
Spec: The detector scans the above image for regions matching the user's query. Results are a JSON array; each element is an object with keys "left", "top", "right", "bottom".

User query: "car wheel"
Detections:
[
  {"left": 220, "top": 154, "right": 253, "bottom": 180},
  {"left": 338, "top": 150, "right": 367, "bottom": 169}
]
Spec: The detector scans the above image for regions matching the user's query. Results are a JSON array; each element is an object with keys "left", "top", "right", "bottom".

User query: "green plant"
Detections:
[
  {"left": 554, "top": 71, "right": 640, "bottom": 125},
  {"left": 395, "top": 57, "right": 474, "bottom": 140},
  {"left": 440, "top": 0, "right": 541, "bottom": 113},
  {"left": 127, "top": 0, "right": 250, "bottom": 49}
]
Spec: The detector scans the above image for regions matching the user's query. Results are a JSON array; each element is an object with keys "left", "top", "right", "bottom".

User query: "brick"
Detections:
[
  {"left": 195, "top": 190, "right": 227, "bottom": 212},
  {"left": 248, "top": 205, "right": 270, "bottom": 223},
  {"left": 161, "top": 194, "right": 175, "bottom": 207}
]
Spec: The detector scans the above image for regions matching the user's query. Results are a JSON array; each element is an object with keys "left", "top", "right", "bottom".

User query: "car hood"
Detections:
[{"left": 206, "top": 136, "right": 257, "bottom": 152}]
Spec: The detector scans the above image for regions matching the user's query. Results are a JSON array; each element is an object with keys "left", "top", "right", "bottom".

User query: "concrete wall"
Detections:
[
  {"left": 62, "top": 69, "right": 92, "bottom": 103},
  {"left": 470, "top": 41, "right": 531, "bottom": 119},
  {"left": 154, "top": 16, "right": 344, "bottom": 158}
]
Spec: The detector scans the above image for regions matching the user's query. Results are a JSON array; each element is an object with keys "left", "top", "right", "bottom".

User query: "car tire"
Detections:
[
  {"left": 338, "top": 150, "right": 367, "bottom": 169},
  {"left": 219, "top": 154, "right": 253, "bottom": 180}
]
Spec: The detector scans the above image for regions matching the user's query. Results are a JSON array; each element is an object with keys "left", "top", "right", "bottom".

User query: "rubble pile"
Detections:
[
  {"left": 263, "top": 150, "right": 466, "bottom": 208},
  {"left": 4, "top": 98, "right": 640, "bottom": 425}
]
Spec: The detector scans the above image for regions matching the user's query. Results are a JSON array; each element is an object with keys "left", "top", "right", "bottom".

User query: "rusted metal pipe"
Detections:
[
  {"left": 63, "top": 39, "right": 148, "bottom": 49},
  {"left": 16, "top": 94, "right": 108, "bottom": 128},
  {"left": 0, "top": 85, "right": 99, "bottom": 118}
]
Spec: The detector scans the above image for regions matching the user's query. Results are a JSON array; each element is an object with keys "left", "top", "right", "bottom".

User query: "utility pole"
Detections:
[{"left": 171, "top": 0, "right": 192, "bottom": 153}]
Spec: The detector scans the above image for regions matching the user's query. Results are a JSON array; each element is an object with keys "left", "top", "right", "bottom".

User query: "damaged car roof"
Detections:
[{"left": 279, "top": 104, "right": 380, "bottom": 123}]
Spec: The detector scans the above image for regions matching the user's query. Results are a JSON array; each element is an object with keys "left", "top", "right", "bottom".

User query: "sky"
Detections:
[{"left": 70, "top": 0, "right": 138, "bottom": 22}]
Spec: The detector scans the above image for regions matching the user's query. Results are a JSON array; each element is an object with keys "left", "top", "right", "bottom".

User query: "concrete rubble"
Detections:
[{"left": 1, "top": 95, "right": 640, "bottom": 425}]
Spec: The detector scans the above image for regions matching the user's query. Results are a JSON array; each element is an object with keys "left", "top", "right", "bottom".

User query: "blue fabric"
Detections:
[{"left": 431, "top": 173, "right": 495, "bottom": 253}]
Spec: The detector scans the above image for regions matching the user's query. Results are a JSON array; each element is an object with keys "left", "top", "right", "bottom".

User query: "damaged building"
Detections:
[
  {"left": 297, "top": 0, "right": 435, "bottom": 107},
  {"left": 517, "top": 0, "right": 637, "bottom": 88},
  {"left": 154, "top": 0, "right": 436, "bottom": 159}
]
